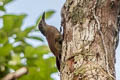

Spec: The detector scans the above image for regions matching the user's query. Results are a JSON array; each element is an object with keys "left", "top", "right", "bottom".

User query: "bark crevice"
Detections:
[{"left": 60, "top": 0, "right": 120, "bottom": 80}]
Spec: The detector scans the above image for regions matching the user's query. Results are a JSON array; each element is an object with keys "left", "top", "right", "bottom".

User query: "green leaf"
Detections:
[
  {"left": 24, "top": 46, "right": 35, "bottom": 58},
  {"left": 0, "top": 0, "right": 4, "bottom": 3},
  {"left": 19, "top": 67, "right": 54, "bottom": 80},
  {"left": 16, "top": 26, "right": 35, "bottom": 41},
  {"left": 35, "top": 45, "right": 50, "bottom": 56},
  {"left": 0, "top": 30, "right": 8, "bottom": 44},
  {"left": 27, "top": 36, "right": 43, "bottom": 42},
  {"left": 36, "top": 10, "right": 55, "bottom": 25},
  {"left": 0, "top": 44, "right": 12, "bottom": 56},
  {"left": 24, "top": 45, "right": 50, "bottom": 58},
  {"left": 20, "top": 57, "right": 56, "bottom": 80},
  {"left": 2, "top": 14, "right": 27, "bottom": 32},
  {"left": 19, "top": 45, "right": 56, "bottom": 80},
  {"left": 0, "top": 6, "right": 5, "bottom": 11},
  {"left": 0, "top": 56, "right": 6, "bottom": 64},
  {"left": 9, "top": 54, "right": 21, "bottom": 65},
  {"left": 13, "top": 45, "right": 23, "bottom": 53},
  {"left": 24, "top": 26, "right": 35, "bottom": 32},
  {"left": 3, "top": 0, "right": 13, "bottom": 5},
  {"left": 45, "top": 10, "right": 55, "bottom": 19}
]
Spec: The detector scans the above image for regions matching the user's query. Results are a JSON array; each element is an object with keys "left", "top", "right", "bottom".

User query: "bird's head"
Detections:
[{"left": 38, "top": 12, "right": 47, "bottom": 36}]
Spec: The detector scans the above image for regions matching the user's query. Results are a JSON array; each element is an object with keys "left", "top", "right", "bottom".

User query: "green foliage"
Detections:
[
  {"left": 3, "top": 0, "right": 13, "bottom": 5},
  {"left": 0, "top": 1, "right": 57, "bottom": 80},
  {"left": 0, "top": 44, "right": 13, "bottom": 56},
  {"left": 0, "top": 6, "right": 5, "bottom": 11},
  {"left": 3, "top": 14, "right": 26, "bottom": 30}
]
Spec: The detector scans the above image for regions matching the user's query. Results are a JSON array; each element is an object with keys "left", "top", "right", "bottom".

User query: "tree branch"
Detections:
[{"left": 1, "top": 67, "right": 28, "bottom": 80}]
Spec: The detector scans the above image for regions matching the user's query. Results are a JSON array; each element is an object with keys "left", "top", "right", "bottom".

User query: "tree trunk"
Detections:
[{"left": 60, "top": 0, "right": 120, "bottom": 80}]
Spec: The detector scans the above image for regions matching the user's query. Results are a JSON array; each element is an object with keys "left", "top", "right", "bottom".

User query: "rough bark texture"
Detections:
[{"left": 60, "top": 0, "right": 120, "bottom": 80}]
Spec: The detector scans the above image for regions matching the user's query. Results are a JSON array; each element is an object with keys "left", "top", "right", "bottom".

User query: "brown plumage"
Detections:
[{"left": 38, "top": 12, "right": 62, "bottom": 71}]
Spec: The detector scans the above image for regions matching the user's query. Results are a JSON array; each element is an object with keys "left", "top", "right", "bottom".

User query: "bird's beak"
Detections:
[{"left": 42, "top": 12, "right": 45, "bottom": 22}]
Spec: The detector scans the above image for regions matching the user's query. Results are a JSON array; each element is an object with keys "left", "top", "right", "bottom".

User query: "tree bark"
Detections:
[{"left": 60, "top": 0, "right": 120, "bottom": 80}]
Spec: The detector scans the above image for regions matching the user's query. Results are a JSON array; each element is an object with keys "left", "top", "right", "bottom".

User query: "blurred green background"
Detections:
[{"left": 0, "top": 0, "right": 62, "bottom": 80}]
